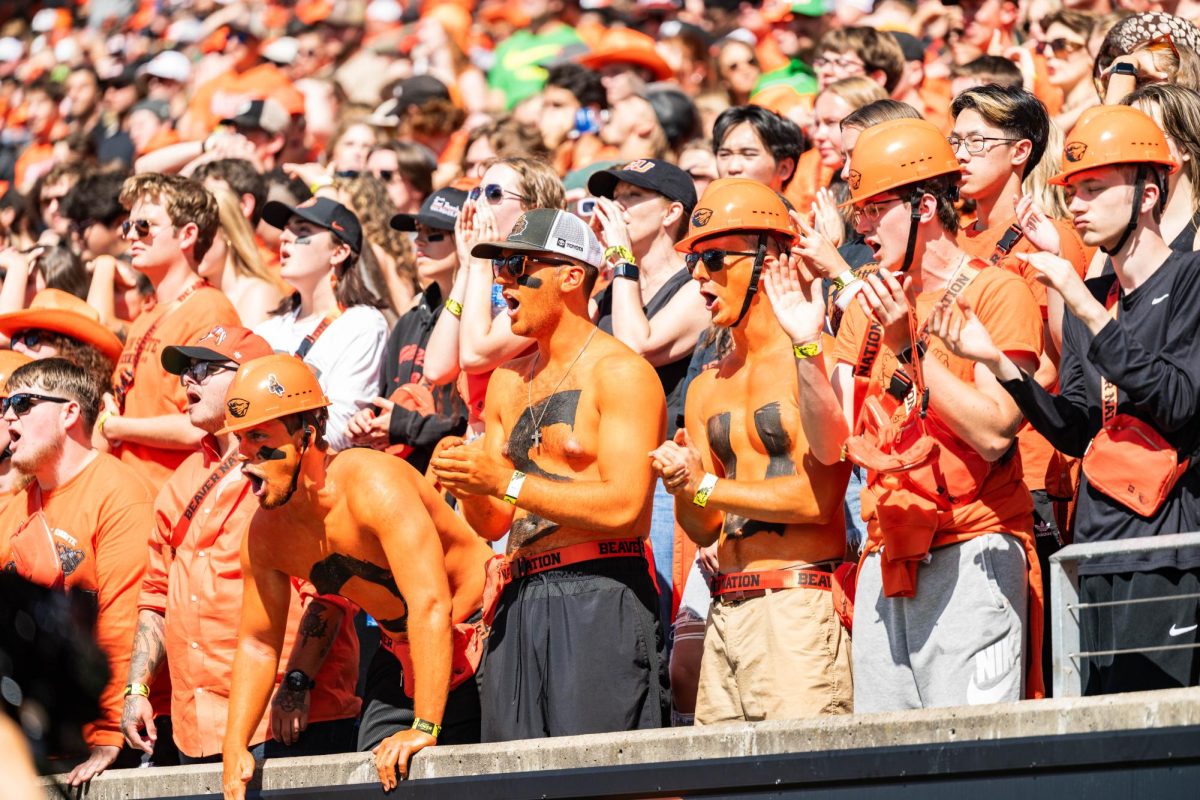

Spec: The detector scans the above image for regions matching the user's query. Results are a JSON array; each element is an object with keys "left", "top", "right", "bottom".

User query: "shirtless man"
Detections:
[
  {"left": 430, "top": 208, "right": 670, "bottom": 741},
  {"left": 650, "top": 178, "right": 853, "bottom": 723},
  {"left": 218, "top": 355, "right": 494, "bottom": 797}
]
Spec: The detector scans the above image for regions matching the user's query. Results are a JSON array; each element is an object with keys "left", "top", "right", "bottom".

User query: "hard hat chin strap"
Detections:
[
  {"left": 281, "top": 427, "right": 312, "bottom": 506},
  {"left": 899, "top": 192, "right": 923, "bottom": 274},
  {"left": 733, "top": 234, "right": 768, "bottom": 328},
  {"left": 1102, "top": 164, "right": 1147, "bottom": 258}
]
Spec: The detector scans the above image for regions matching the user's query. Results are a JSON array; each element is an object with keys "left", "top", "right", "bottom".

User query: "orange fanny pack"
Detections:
[
  {"left": 380, "top": 619, "right": 485, "bottom": 700},
  {"left": 481, "top": 538, "right": 647, "bottom": 626},
  {"left": 8, "top": 510, "right": 64, "bottom": 591},
  {"left": 1083, "top": 413, "right": 1189, "bottom": 517}
]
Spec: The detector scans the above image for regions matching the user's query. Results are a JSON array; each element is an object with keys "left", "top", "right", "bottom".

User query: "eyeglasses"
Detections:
[
  {"left": 948, "top": 134, "right": 1021, "bottom": 155},
  {"left": 813, "top": 55, "right": 865, "bottom": 71},
  {"left": 683, "top": 248, "right": 759, "bottom": 275},
  {"left": 9, "top": 329, "right": 57, "bottom": 350},
  {"left": 334, "top": 170, "right": 362, "bottom": 179},
  {"left": 372, "top": 170, "right": 397, "bottom": 182},
  {"left": 470, "top": 184, "right": 528, "bottom": 204},
  {"left": 1, "top": 392, "right": 70, "bottom": 416},
  {"left": 180, "top": 360, "right": 237, "bottom": 386},
  {"left": 1034, "top": 37, "right": 1087, "bottom": 58},
  {"left": 121, "top": 218, "right": 161, "bottom": 239},
  {"left": 417, "top": 229, "right": 448, "bottom": 244},
  {"left": 852, "top": 197, "right": 906, "bottom": 225},
  {"left": 492, "top": 254, "right": 575, "bottom": 280}
]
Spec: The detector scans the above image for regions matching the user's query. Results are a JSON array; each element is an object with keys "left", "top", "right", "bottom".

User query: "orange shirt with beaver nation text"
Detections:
[
  {"left": 138, "top": 438, "right": 360, "bottom": 758},
  {"left": 958, "top": 213, "right": 1092, "bottom": 493},
  {"left": 113, "top": 286, "right": 241, "bottom": 490},
  {"left": 0, "top": 453, "right": 155, "bottom": 749}
]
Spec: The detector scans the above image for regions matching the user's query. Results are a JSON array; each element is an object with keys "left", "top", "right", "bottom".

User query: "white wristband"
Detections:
[
  {"left": 693, "top": 472, "right": 718, "bottom": 508},
  {"left": 503, "top": 470, "right": 526, "bottom": 505}
]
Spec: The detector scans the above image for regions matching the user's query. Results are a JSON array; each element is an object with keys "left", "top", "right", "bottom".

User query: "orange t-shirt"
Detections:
[
  {"left": 14, "top": 141, "right": 55, "bottom": 193},
  {"left": 833, "top": 265, "right": 1043, "bottom": 543},
  {"left": 0, "top": 453, "right": 155, "bottom": 749},
  {"left": 113, "top": 285, "right": 242, "bottom": 490},
  {"left": 958, "top": 213, "right": 1091, "bottom": 491},
  {"left": 138, "top": 439, "right": 360, "bottom": 758},
  {"left": 187, "top": 64, "right": 305, "bottom": 138},
  {"left": 785, "top": 148, "right": 835, "bottom": 220}
]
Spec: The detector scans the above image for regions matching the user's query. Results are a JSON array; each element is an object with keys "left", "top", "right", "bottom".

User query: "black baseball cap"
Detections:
[
  {"left": 390, "top": 187, "right": 467, "bottom": 233},
  {"left": 391, "top": 74, "right": 451, "bottom": 113},
  {"left": 643, "top": 84, "right": 700, "bottom": 151},
  {"left": 588, "top": 159, "right": 698, "bottom": 216},
  {"left": 220, "top": 98, "right": 290, "bottom": 134},
  {"left": 262, "top": 196, "right": 364, "bottom": 254}
]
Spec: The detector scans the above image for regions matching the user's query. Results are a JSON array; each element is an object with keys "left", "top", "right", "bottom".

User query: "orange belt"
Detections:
[
  {"left": 482, "top": 537, "right": 647, "bottom": 625},
  {"left": 711, "top": 566, "right": 833, "bottom": 604},
  {"left": 379, "top": 619, "right": 485, "bottom": 700}
]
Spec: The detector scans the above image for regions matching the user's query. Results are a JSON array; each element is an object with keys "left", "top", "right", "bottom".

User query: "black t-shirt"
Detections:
[
  {"left": 1003, "top": 250, "right": 1200, "bottom": 575},
  {"left": 595, "top": 268, "right": 694, "bottom": 437}
]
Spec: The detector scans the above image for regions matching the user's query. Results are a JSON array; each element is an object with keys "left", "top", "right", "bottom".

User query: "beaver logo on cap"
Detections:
[
  {"left": 199, "top": 326, "right": 227, "bottom": 345},
  {"left": 1065, "top": 142, "right": 1087, "bottom": 163},
  {"left": 267, "top": 374, "right": 285, "bottom": 397},
  {"left": 228, "top": 398, "right": 250, "bottom": 418},
  {"left": 692, "top": 208, "right": 713, "bottom": 227},
  {"left": 848, "top": 170, "right": 862, "bottom": 191},
  {"left": 509, "top": 214, "right": 529, "bottom": 237}
]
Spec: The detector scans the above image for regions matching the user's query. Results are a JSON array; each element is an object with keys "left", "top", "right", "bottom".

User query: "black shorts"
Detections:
[
  {"left": 1080, "top": 567, "right": 1200, "bottom": 695},
  {"left": 478, "top": 556, "right": 670, "bottom": 743},
  {"left": 356, "top": 635, "right": 482, "bottom": 751}
]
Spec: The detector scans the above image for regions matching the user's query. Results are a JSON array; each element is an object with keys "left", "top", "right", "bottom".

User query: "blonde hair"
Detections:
[
  {"left": 208, "top": 183, "right": 282, "bottom": 287},
  {"left": 818, "top": 76, "right": 890, "bottom": 111}
]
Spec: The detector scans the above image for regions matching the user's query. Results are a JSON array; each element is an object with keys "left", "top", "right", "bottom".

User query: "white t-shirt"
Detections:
[{"left": 254, "top": 305, "right": 389, "bottom": 452}]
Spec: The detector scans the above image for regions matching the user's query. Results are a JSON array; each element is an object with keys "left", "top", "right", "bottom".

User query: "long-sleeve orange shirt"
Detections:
[
  {"left": 138, "top": 438, "right": 360, "bottom": 758},
  {"left": 0, "top": 453, "right": 155, "bottom": 749}
]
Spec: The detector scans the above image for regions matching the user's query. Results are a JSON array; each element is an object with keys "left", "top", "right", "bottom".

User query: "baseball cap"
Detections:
[
  {"left": 221, "top": 98, "right": 290, "bottom": 135},
  {"left": 131, "top": 99, "right": 171, "bottom": 121},
  {"left": 577, "top": 29, "right": 673, "bottom": 82},
  {"left": 642, "top": 84, "right": 700, "bottom": 152},
  {"left": 262, "top": 196, "right": 364, "bottom": 254},
  {"left": 588, "top": 159, "right": 699, "bottom": 216},
  {"left": 890, "top": 32, "right": 926, "bottom": 64},
  {"left": 391, "top": 75, "right": 451, "bottom": 114},
  {"left": 365, "top": 97, "right": 404, "bottom": 127},
  {"left": 390, "top": 187, "right": 468, "bottom": 233},
  {"left": 0, "top": 38, "right": 24, "bottom": 64},
  {"left": 471, "top": 208, "right": 604, "bottom": 269},
  {"left": 262, "top": 36, "right": 300, "bottom": 66},
  {"left": 140, "top": 50, "right": 192, "bottom": 83},
  {"left": 161, "top": 325, "right": 274, "bottom": 375}
]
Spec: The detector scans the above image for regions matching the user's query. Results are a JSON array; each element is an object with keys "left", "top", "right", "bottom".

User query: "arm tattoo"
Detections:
[
  {"left": 127, "top": 613, "right": 167, "bottom": 684},
  {"left": 295, "top": 599, "right": 340, "bottom": 664}
]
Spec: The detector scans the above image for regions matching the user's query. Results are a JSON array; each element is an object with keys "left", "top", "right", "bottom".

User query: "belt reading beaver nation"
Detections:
[{"left": 711, "top": 567, "right": 834, "bottom": 603}]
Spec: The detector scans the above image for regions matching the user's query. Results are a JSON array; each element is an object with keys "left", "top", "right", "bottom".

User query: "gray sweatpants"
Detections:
[{"left": 853, "top": 533, "right": 1028, "bottom": 712}]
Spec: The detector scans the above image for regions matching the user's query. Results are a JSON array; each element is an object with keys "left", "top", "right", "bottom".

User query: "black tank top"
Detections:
[{"left": 596, "top": 268, "right": 694, "bottom": 436}]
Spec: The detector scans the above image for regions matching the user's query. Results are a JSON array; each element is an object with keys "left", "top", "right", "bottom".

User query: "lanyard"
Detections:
[{"left": 114, "top": 279, "right": 207, "bottom": 413}]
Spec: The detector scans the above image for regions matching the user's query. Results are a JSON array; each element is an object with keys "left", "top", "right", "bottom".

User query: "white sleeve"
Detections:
[{"left": 304, "top": 308, "right": 389, "bottom": 452}]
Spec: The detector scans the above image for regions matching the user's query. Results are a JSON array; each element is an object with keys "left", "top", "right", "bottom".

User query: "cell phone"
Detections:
[
  {"left": 572, "top": 108, "right": 601, "bottom": 138},
  {"left": 577, "top": 198, "right": 596, "bottom": 217}
]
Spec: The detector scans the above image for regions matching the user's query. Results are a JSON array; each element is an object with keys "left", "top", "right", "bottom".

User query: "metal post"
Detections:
[{"left": 1049, "top": 551, "right": 1081, "bottom": 698}]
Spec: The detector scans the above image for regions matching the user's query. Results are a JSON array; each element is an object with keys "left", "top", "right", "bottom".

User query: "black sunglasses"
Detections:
[
  {"left": 420, "top": 231, "right": 448, "bottom": 243},
  {"left": 470, "top": 184, "right": 528, "bottom": 204},
  {"left": 121, "top": 219, "right": 153, "bottom": 239},
  {"left": 684, "top": 248, "right": 760, "bottom": 275},
  {"left": 10, "top": 329, "right": 55, "bottom": 350},
  {"left": 180, "top": 360, "right": 237, "bottom": 386},
  {"left": 372, "top": 170, "right": 397, "bottom": 182},
  {"left": 492, "top": 254, "right": 575, "bottom": 280},
  {"left": 2, "top": 392, "right": 70, "bottom": 416}
]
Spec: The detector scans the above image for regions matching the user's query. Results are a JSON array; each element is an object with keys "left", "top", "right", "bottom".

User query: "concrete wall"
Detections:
[{"left": 44, "top": 686, "right": 1200, "bottom": 799}]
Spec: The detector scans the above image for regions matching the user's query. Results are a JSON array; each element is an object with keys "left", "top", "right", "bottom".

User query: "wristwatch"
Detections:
[
  {"left": 613, "top": 262, "right": 640, "bottom": 281},
  {"left": 284, "top": 669, "right": 316, "bottom": 692}
]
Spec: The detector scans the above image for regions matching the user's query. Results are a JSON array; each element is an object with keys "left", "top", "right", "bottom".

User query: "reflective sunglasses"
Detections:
[
  {"left": 9, "top": 329, "right": 57, "bottom": 350},
  {"left": 1, "top": 392, "right": 70, "bottom": 416},
  {"left": 121, "top": 218, "right": 155, "bottom": 239},
  {"left": 492, "top": 254, "right": 575, "bottom": 280},
  {"left": 180, "top": 360, "right": 237, "bottom": 386},
  {"left": 372, "top": 170, "right": 398, "bottom": 182},
  {"left": 470, "top": 184, "right": 528, "bottom": 204},
  {"left": 683, "top": 248, "right": 759, "bottom": 275},
  {"left": 1034, "top": 37, "right": 1087, "bottom": 58}
]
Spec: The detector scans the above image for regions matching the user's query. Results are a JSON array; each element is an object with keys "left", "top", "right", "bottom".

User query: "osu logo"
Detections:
[
  {"left": 267, "top": 374, "right": 285, "bottom": 396},
  {"left": 510, "top": 214, "right": 529, "bottom": 236},
  {"left": 623, "top": 159, "right": 654, "bottom": 173},
  {"left": 228, "top": 398, "right": 251, "bottom": 418},
  {"left": 692, "top": 208, "right": 713, "bottom": 227},
  {"left": 199, "top": 326, "right": 227, "bottom": 345},
  {"left": 1065, "top": 142, "right": 1087, "bottom": 162},
  {"left": 848, "top": 170, "right": 862, "bottom": 191}
]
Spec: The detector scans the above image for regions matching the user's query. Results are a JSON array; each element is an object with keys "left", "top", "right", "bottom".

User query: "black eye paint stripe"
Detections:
[{"left": 257, "top": 446, "right": 287, "bottom": 461}]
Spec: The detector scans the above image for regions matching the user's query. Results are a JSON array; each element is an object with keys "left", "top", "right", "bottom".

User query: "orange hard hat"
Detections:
[
  {"left": 675, "top": 177, "right": 796, "bottom": 253},
  {"left": 843, "top": 118, "right": 961, "bottom": 206},
  {"left": 219, "top": 354, "right": 330, "bottom": 435},
  {"left": 1051, "top": 104, "right": 1177, "bottom": 186},
  {"left": 0, "top": 350, "right": 32, "bottom": 395}
]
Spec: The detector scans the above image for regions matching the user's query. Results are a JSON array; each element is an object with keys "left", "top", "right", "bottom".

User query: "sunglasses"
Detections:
[
  {"left": 1, "top": 392, "right": 70, "bottom": 416},
  {"left": 121, "top": 218, "right": 159, "bottom": 239},
  {"left": 10, "top": 329, "right": 57, "bottom": 350},
  {"left": 683, "top": 248, "right": 759, "bottom": 275},
  {"left": 1096, "top": 33, "right": 1178, "bottom": 85},
  {"left": 180, "top": 360, "right": 237, "bottom": 386},
  {"left": 470, "top": 184, "right": 528, "bottom": 204},
  {"left": 372, "top": 170, "right": 401, "bottom": 183},
  {"left": 1034, "top": 37, "right": 1086, "bottom": 58},
  {"left": 334, "top": 170, "right": 362, "bottom": 179},
  {"left": 492, "top": 254, "right": 575, "bottom": 280}
]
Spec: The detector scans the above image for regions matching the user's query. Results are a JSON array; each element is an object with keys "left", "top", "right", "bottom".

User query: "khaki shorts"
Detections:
[{"left": 695, "top": 582, "right": 852, "bottom": 724}]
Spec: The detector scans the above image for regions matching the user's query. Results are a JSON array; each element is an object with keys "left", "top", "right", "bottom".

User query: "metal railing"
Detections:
[{"left": 1049, "top": 531, "right": 1200, "bottom": 697}]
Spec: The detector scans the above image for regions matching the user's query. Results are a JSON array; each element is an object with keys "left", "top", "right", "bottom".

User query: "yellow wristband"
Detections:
[
  {"left": 444, "top": 298, "right": 464, "bottom": 318},
  {"left": 792, "top": 341, "right": 822, "bottom": 360},
  {"left": 692, "top": 472, "right": 718, "bottom": 507},
  {"left": 604, "top": 245, "right": 635, "bottom": 265},
  {"left": 124, "top": 682, "right": 150, "bottom": 698},
  {"left": 97, "top": 410, "right": 113, "bottom": 433},
  {"left": 412, "top": 717, "right": 441, "bottom": 739}
]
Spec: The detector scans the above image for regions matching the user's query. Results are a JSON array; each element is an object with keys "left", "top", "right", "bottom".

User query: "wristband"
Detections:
[
  {"left": 604, "top": 245, "right": 635, "bottom": 265},
  {"left": 896, "top": 340, "right": 927, "bottom": 365},
  {"left": 309, "top": 176, "right": 332, "bottom": 194},
  {"left": 792, "top": 340, "right": 822, "bottom": 360},
  {"left": 444, "top": 298, "right": 464, "bottom": 318},
  {"left": 692, "top": 472, "right": 718, "bottom": 508},
  {"left": 412, "top": 718, "right": 442, "bottom": 739},
  {"left": 830, "top": 270, "right": 856, "bottom": 292},
  {"left": 124, "top": 682, "right": 150, "bottom": 698},
  {"left": 503, "top": 470, "right": 526, "bottom": 504},
  {"left": 97, "top": 410, "right": 113, "bottom": 434}
]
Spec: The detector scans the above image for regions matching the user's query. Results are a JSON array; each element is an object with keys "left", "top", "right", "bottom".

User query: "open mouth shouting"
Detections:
[
  {"left": 502, "top": 290, "right": 521, "bottom": 317},
  {"left": 699, "top": 288, "right": 718, "bottom": 313},
  {"left": 244, "top": 469, "right": 267, "bottom": 498}
]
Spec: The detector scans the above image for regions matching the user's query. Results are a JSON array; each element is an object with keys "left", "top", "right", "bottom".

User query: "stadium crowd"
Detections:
[{"left": 0, "top": 0, "right": 1198, "bottom": 797}]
